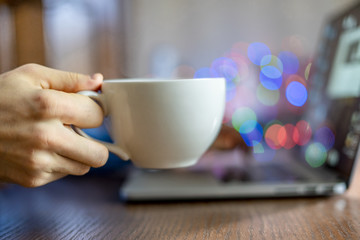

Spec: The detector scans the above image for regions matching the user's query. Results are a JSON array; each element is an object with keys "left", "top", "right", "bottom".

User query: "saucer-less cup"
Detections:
[{"left": 74, "top": 78, "right": 225, "bottom": 169}]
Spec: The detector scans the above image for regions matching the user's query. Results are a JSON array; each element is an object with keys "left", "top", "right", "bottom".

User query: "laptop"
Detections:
[{"left": 119, "top": 2, "right": 360, "bottom": 201}]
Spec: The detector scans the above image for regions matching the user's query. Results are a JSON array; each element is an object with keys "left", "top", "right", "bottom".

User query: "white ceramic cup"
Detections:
[{"left": 74, "top": 78, "right": 225, "bottom": 169}]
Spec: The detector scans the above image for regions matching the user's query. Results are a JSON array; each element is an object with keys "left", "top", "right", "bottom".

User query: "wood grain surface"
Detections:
[{"left": 1, "top": 165, "right": 360, "bottom": 240}]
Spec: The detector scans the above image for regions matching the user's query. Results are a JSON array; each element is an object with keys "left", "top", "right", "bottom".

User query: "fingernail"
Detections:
[{"left": 91, "top": 73, "right": 104, "bottom": 81}]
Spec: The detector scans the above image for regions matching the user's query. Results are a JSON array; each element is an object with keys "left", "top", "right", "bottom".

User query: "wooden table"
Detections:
[{"left": 1, "top": 164, "right": 360, "bottom": 240}]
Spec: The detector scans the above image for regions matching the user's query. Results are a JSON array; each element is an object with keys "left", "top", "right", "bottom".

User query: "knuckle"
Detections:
[
  {"left": 27, "top": 150, "right": 43, "bottom": 170},
  {"left": 0, "top": 72, "right": 14, "bottom": 86},
  {"left": 23, "top": 175, "right": 46, "bottom": 188},
  {"left": 19, "top": 63, "right": 41, "bottom": 75},
  {"left": 31, "top": 124, "right": 52, "bottom": 149},
  {"left": 32, "top": 90, "right": 54, "bottom": 119},
  {"left": 0, "top": 64, "right": 41, "bottom": 89},
  {"left": 29, "top": 178, "right": 46, "bottom": 188},
  {"left": 26, "top": 178, "right": 41, "bottom": 188}
]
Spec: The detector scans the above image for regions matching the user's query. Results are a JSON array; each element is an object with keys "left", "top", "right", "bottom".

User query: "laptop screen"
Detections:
[
  {"left": 184, "top": 3, "right": 360, "bottom": 185},
  {"left": 306, "top": 3, "right": 360, "bottom": 182}
]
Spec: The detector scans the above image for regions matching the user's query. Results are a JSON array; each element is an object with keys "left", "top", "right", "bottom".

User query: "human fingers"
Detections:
[
  {"left": 50, "top": 153, "right": 92, "bottom": 176},
  {"left": 56, "top": 125, "right": 109, "bottom": 168},
  {"left": 23, "top": 120, "right": 109, "bottom": 168},
  {"left": 14, "top": 63, "right": 103, "bottom": 92},
  {"left": 22, "top": 150, "right": 91, "bottom": 176},
  {"left": 0, "top": 159, "right": 67, "bottom": 188},
  {"left": 3, "top": 148, "right": 92, "bottom": 176},
  {"left": 0, "top": 140, "right": 93, "bottom": 188},
  {"left": 0, "top": 64, "right": 107, "bottom": 187},
  {"left": 30, "top": 89, "right": 103, "bottom": 128}
]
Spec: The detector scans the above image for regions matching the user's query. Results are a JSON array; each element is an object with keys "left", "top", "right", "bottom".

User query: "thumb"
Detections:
[{"left": 22, "top": 64, "right": 103, "bottom": 92}]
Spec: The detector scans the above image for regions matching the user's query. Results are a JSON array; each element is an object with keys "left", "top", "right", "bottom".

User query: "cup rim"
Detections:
[{"left": 103, "top": 78, "right": 224, "bottom": 83}]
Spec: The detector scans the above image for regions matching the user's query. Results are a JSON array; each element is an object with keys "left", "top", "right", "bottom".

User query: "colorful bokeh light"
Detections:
[
  {"left": 260, "top": 55, "right": 283, "bottom": 73},
  {"left": 259, "top": 70, "right": 283, "bottom": 90},
  {"left": 211, "top": 57, "right": 239, "bottom": 90},
  {"left": 226, "top": 86, "right": 237, "bottom": 102},
  {"left": 305, "top": 142, "right": 327, "bottom": 168},
  {"left": 278, "top": 51, "right": 299, "bottom": 74},
  {"left": 280, "top": 124, "right": 297, "bottom": 149},
  {"left": 261, "top": 65, "right": 282, "bottom": 79},
  {"left": 247, "top": 42, "right": 271, "bottom": 66},
  {"left": 286, "top": 81, "right": 307, "bottom": 107},
  {"left": 253, "top": 143, "right": 277, "bottom": 162},
  {"left": 231, "top": 107, "right": 257, "bottom": 133},
  {"left": 259, "top": 55, "right": 284, "bottom": 90},
  {"left": 225, "top": 52, "right": 250, "bottom": 82},
  {"left": 193, "top": 40, "right": 332, "bottom": 162},
  {"left": 305, "top": 62, "right": 312, "bottom": 80},
  {"left": 264, "top": 123, "right": 284, "bottom": 150},
  {"left": 211, "top": 56, "right": 238, "bottom": 70},
  {"left": 194, "top": 67, "right": 214, "bottom": 78},
  {"left": 240, "top": 121, "right": 263, "bottom": 147},
  {"left": 293, "top": 120, "right": 312, "bottom": 146},
  {"left": 285, "top": 74, "right": 307, "bottom": 88},
  {"left": 256, "top": 84, "right": 280, "bottom": 106},
  {"left": 314, "top": 127, "right": 335, "bottom": 150},
  {"left": 253, "top": 142, "right": 264, "bottom": 154}
]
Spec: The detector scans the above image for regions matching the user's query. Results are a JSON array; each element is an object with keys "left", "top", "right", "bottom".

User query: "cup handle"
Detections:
[{"left": 72, "top": 90, "right": 131, "bottom": 160}]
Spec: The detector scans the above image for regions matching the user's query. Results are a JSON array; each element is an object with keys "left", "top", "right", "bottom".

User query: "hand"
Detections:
[
  {"left": 211, "top": 124, "right": 247, "bottom": 150},
  {"left": 0, "top": 64, "right": 109, "bottom": 187}
]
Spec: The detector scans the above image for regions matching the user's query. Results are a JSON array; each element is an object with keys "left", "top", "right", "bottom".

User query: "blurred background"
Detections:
[
  {"left": 0, "top": 0, "right": 359, "bottom": 171},
  {"left": 0, "top": 0, "right": 357, "bottom": 77}
]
